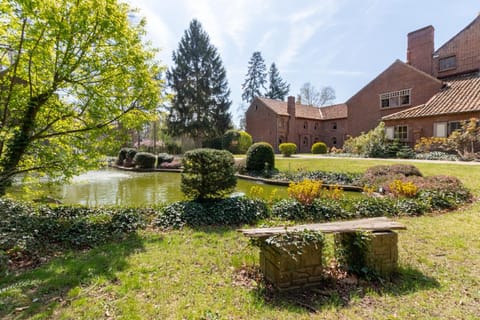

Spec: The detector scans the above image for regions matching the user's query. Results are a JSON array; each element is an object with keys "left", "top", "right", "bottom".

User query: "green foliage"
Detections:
[
  {"left": 334, "top": 231, "right": 374, "bottom": 277},
  {"left": 396, "top": 145, "right": 416, "bottom": 159},
  {"left": 447, "top": 118, "right": 480, "bottom": 160},
  {"left": 222, "top": 130, "right": 252, "bottom": 154},
  {"left": 202, "top": 136, "right": 223, "bottom": 150},
  {"left": 241, "top": 51, "right": 267, "bottom": 103},
  {"left": 0, "top": 199, "right": 149, "bottom": 264},
  {"left": 181, "top": 148, "right": 237, "bottom": 200},
  {"left": 311, "top": 142, "right": 328, "bottom": 154},
  {"left": 275, "top": 169, "right": 361, "bottom": 185},
  {"left": 246, "top": 142, "right": 275, "bottom": 172},
  {"left": 167, "top": 19, "right": 232, "bottom": 144},
  {"left": 343, "top": 122, "right": 387, "bottom": 157},
  {"left": 157, "top": 153, "right": 174, "bottom": 166},
  {"left": 279, "top": 142, "right": 297, "bottom": 157},
  {"left": 154, "top": 197, "right": 268, "bottom": 228},
  {"left": 265, "top": 63, "right": 290, "bottom": 100},
  {"left": 0, "top": 0, "right": 163, "bottom": 195},
  {"left": 166, "top": 142, "right": 182, "bottom": 155},
  {"left": 353, "top": 197, "right": 399, "bottom": 217},
  {"left": 251, "top": 230, "right": 325, "bottom": 259},
  {"left": 133, "top": 152, "right": 156, "bottom": 169}
]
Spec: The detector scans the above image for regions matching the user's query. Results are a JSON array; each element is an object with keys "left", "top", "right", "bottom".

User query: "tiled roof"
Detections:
[
  {"left": 257, "top": 97, "right": 348, "bottom": 120},
  {"left": 382, "top": 73, "right": 480, "bottom": 120}
]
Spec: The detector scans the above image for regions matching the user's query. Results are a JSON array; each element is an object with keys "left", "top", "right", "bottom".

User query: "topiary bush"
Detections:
[
  {"left": 222, "top": 130, "right": 252, "bottom": 154},
  {"left": 116, "top": 147, "right": 137, "bottom": 166},
  {"left": 134, "top": 152, "right": 156, "bottom": 169},
  {"left": 181, "top": 148, "right": 237, "bottom": 201},
  {"left": 157, "top": 153, "right": 174, "bottom": 168},
  {"left": 279, "top": 142, "right": 297, "bottom": 157},
  {"left": 246, "top": 142, "right": 275, "bottom": 172},
  {"left": 311, "top": 142, "right": 328, "bottom": 154}
]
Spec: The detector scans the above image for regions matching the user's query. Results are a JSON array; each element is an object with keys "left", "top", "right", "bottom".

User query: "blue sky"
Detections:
[{"left": 128, "top": 0, "right": 479, "bottom": 125}]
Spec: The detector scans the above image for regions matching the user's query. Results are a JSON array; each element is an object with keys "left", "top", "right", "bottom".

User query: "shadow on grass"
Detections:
[
  {"left": 0, "top": 233, "right": 158, "bottom": 319},
  {"left": 250, "top": 266, "right": 440, "bottom": 314}
]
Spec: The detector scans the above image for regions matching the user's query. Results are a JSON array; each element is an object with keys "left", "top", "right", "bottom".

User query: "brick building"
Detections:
[
  {"left": 246, "top": 96, "right": 347, "bottom": 152},
  {"left": 246, "top": 14, "right": 480, "bottom": 150}
]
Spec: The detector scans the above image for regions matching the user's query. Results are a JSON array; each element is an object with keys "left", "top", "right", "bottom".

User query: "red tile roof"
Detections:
[
  {"left": 257, "top": 97, "right": 348, "bottom": 120},
  {"left": 382, "top": 73, "right": 480, "bottom": 120}
]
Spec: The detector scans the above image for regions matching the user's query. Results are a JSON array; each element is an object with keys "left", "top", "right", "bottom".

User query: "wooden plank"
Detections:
[{"left": 239, "top": 217, "right": 406, "bottom": 238}]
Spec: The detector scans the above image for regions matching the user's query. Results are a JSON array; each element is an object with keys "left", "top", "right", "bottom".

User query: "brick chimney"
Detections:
[
  {"left": 286, "top": 96, "right": 296, "bottom": 143},
  {"left": 407, "top": 25, "right": 434, "bottom": 75}
]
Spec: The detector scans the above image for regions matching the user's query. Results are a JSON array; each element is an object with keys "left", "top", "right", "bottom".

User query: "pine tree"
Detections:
[
  {"left": 241, "top": 51, "right": 267, "bottom": 103},
  {"left": 266, "top": 63, "right": 290, "bottom": 100},
  {"left": 167, "top": 19, "right": 232, "bottom": 146}
]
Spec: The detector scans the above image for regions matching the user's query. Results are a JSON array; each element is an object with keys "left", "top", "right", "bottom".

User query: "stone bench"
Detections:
[{"left": 239, "top": 217, "right": 406, "bottom": 290}]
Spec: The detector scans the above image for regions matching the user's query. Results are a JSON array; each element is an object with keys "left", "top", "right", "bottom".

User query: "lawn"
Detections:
[{"left": 1, "top": 158, "right": 479, "bottom": 319}]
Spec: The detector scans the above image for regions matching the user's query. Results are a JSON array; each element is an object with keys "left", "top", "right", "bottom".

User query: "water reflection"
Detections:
[{"left": 11, "top": 169, "right": 288, "bottom": 206}]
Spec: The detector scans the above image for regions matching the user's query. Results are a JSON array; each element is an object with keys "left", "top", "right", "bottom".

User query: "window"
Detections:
[
  {"left": 439, "top": 56, "right": 457, "bottom": 71},
  {"left": 434, "top": 122, "right": 447, "bottom": 137},
  {"left": 394, "top": 125, "right": 408, "bottom": 141},
  {"left": 314, "top": 122, "right": 319, "bottom": 130},
  {"left": 332, "top": 122, "right": 337, "bottom": 130},
  {"left": 385, "top": 126, "right": 395, "bottom": 140},
  {"left": 448, "top": 121, "right": 462, "bottom": 135},
  {"left": 332, "top": 137, "right": 337, "bottom": 145},
  {"left": 303, "top": 136, "right": 309, "bottom": 146},
  {"left": 380, "top": 89, "right": 411, "bottom": 108},
  {"left": 255, "top": 105, "right": 258, "bottom": 111},
  {"left": 303, "top": 121, "right": 308, "bottom": 129}
]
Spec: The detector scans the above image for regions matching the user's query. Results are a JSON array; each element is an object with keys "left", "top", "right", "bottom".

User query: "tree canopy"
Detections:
[
  {"left": 166, "top": 19, "right": 232, "bottom": 146},
  {"left": 298, "top": 82, "right": 336, "bottom": 107},
  {"left": 241, "top": 51, "right": 267, "bottom": 103},
  {"left": 0, "top": 0, "right": 163, "bottom": 195},
  {"left": 265, "top": 62, "right": 290, "bottom": 100}
]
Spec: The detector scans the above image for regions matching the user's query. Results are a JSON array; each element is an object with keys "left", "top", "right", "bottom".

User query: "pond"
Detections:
[{"left": 8, "top": 169, "right": 289, "bottom": 206}]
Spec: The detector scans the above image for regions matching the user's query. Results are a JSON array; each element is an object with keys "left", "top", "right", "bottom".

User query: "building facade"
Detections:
[{"left": 246, "top": 14, "right": 480, "bottom": 150}]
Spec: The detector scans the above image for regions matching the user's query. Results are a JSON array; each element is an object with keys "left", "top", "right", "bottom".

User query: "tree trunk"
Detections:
[{"left": 0, "top": 93, "right": 49, "bottom": 196}]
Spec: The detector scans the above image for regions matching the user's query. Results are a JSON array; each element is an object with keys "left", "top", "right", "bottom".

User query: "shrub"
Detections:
[
  {"left": 202, "top": 136, "right": 223, "bottom": 150},
  {"left": 158, "top": 159, "right": 182, "bottom": 169},
  {"left": 181, "top": 148, "right": 237, "bottom": 201},
  {"left": 133, "top": 152, "right": 156, "bottom": 169},
  {"left": 311, "top": 142, "right": 328, "bottom": 154},
  {"left": 360, "top": 164, "right": 422, "bottom": 188},
  {"left": 288, "top": 179, "right": 322, "bottom": 205},
  {"left": 222, "top": 130, "right": 252, "bottom": 154},
  {"left": 279, "top": 142, "right": 297, "bottom": 157},
  {"left": 238, "top": 131, "right": 253, "bottom": 154},
  {"left": 116, "top": 147, "right": 136, "bottom": 166},
  {"left": 155, "top": 197, "right": 268, "bottom": 228},
  {"left": 246, "top": 142, "right": 275, "bottom": 172},
  {"left": 334, "top": 231, "right": 373, "bottom": 277},
  {"left": 396, "top": 145, "right": 416, "bottom": 159},
  {"left": 388, "top": 179, "right": 418, "bottom": 198},
  {"left": 343, "top": 122, "right": 387, "bottom": 157},
  {"left": 415, "top": 137, "right": 452, "bottom": 153},
  {"left": 310, "top": 198, "right": 351, "bottom": 221},
  {"left": 166, "top": 142, "right": 182, "bottom": 155},
  {"left": 157, "top": 153, "right": 174, "bottom": 165},
  {"left": 276, "top": 170, "right": 362, "bottom": 186},
  {"left": 353, "top": 197, "right": 399, "bottom": 217}
]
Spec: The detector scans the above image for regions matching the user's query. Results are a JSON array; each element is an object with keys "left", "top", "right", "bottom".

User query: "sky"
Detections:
[{"left": 128, "top": 0, "right": 479, "bottom": 126}]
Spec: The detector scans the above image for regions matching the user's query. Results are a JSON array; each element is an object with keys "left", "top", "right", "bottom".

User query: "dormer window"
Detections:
[
  {"left": 380, "top": 89, "right": 411, "bottom": 108},
  {"left": 439, "top": 56, "right": 457, "bottom": 72}
]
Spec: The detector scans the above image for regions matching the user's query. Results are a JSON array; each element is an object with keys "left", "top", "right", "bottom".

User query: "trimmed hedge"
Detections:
[
  {"left": 246, "top": 142, "right": 275, "bottom": 172},
  {"left": 181, "top": 148, "right": 237, "bottom": 200},
  {"left": 279, "top": 142, "right": 297, "bottom": 157},
  {"left": 311, "top": 142, "right": 328, "bottom": 154},
  {"left": 134, "top": 152, "right": 156, "bottom": 169}
]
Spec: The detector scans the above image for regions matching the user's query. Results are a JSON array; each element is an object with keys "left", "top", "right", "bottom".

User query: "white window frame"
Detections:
[
  {"left": 433, "top": 122, "right": 448, "bottom": 138},
  {"left": 380, "top": 89, "right": 412, "bottom": 108}
]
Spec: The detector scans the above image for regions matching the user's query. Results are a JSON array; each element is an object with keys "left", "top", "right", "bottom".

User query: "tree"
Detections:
[
  {"left": 0, "top": 0, "right": 162, "bottom": 196},
  {"left": 241, "top": 51, "right": 267, "bottom": 103},
  {"left": 167, "top": 20, "right": 232, "bottom": 147},
  {"left": 265, "top": 63, "right": 290, "bottom": 100},
  {"left": 298, "top": 82, "right": 336, "bottom": 106}
]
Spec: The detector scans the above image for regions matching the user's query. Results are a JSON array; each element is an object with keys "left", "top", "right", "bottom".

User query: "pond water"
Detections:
[{"left": 8, "top": 169, "right": 289, "bottom": 206}]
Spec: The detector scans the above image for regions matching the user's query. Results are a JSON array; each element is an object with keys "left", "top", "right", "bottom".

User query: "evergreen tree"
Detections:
[
  {"left": 266, "top": 63, "right": 290, "bottom": 100},
  {"left": 167, "top": 19, "right": 232, "bottom": 146},
  {"left": 241, "top": 51, "right": 267, "bottom": 103}
]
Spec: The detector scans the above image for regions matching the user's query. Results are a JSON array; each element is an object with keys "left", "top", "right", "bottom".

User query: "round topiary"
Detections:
[
  {"left": 238, "top": 131, "right": 253, "bottom": 154},
  {"left": 246, "top": 142, "right": 275, "bottom": 172},
  {"left": 181, "top": 148, "right": 237, "bottom": 201},
  {"left": 311, "top": 142, "right": 328, "bottom": 154},
  {"left": 133, "top": 152, "right": 156, "bottom": 169},
  {"left": 117, "top": 147, "right": 136, "bottom": 166},
  {"left": 279, "top": 142, "right": 297, "bottom": 157}
]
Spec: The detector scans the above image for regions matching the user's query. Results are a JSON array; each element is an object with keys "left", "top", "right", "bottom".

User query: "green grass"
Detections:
[{"left": 1, "top": 158, "right": 480, "bottom": 319}]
